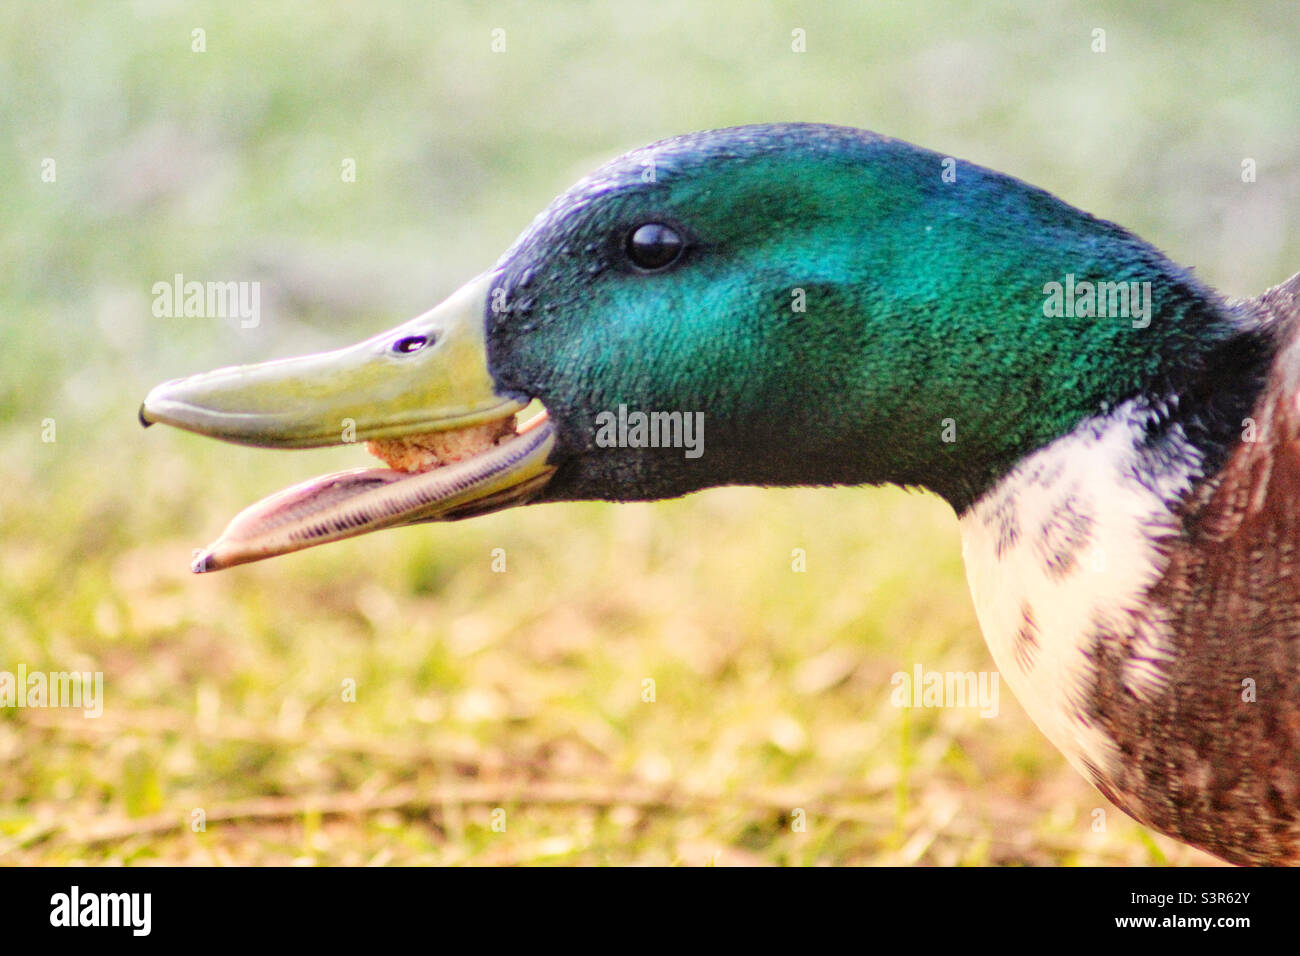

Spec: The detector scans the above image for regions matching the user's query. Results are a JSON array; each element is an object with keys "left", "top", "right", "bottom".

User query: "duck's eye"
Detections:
[
  {"left": 392, "top": 334, "right": 431, "bottom": 354},
  {"left": 626, "top": 223, "right": 684, "bottom": 271}
]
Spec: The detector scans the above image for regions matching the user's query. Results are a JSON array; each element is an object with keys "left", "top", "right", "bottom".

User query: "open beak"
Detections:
[{"left": 140, "top": 272, "right": 556, "bottom": 572}]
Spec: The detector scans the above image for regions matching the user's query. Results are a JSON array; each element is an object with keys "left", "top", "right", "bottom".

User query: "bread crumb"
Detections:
[{"left": 366, "top": 417, "right": 516, "bottom": 473}]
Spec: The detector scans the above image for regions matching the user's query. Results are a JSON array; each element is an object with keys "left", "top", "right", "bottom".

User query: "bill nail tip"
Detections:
[{"left": 191, "top": 548, "right": 214, "bottom": 573}]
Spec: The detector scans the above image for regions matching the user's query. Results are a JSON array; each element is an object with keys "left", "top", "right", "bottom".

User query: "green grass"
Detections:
[{"left": 4, "top": 0, "right": 1295, "bottom": 865}]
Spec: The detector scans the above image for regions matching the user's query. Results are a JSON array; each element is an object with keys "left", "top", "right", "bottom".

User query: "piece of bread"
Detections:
[{"left": 365, "top": 417, "right": 516, "bottom": 473}]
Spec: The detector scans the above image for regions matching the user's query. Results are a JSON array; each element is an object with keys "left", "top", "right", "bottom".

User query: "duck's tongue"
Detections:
[{"left": 190, "top": 412, "right": 554, "bottom": 572}]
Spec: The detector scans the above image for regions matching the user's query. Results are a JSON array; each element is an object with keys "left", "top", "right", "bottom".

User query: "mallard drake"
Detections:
[{"left": 141, "top": 123, "right": 1300, "bottom": 866}]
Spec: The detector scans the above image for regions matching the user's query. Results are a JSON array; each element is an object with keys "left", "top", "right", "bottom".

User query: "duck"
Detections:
[{"left": 140, "top": 122, "right": 1300, "bottom": 866}]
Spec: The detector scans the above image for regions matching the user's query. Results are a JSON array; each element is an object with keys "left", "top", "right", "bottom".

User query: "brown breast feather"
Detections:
[{"left": 1080, "top": 273, "right": 1300, "bottom": 865}]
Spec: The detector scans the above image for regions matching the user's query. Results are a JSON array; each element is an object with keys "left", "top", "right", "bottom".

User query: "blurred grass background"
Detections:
[{"left": 2, "top": 0, "right": 1297, "bottom": 865}]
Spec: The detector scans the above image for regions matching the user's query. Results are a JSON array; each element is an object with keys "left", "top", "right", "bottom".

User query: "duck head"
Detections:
[{"left": 141, "top": 123, "right": 1255, "bottom": 570}]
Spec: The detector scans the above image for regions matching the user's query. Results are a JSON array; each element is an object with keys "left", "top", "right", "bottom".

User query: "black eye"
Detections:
[
  {"left": 626, "top": 223, "right": 684, "bottom": 271},
  {"left": 393, "top": 334, "right": 430, "bottom": 354}
]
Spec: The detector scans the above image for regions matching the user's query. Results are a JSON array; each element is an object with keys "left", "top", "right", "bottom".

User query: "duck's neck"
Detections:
[{"left": 919, "top": 285, "right": 1275, "bottom": 512}]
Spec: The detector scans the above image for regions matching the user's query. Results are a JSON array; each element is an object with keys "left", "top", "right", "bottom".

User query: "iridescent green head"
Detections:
[{"left": 488, "top": 123, "right": 1259, "bottom": 508}]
